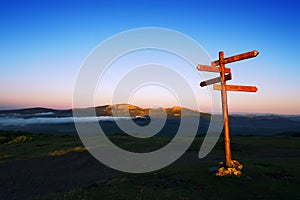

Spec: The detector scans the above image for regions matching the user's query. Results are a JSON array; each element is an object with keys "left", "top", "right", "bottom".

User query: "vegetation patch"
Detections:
[
  {"left": 6, "top": 135, "right": 32, "bottom": 144},
  {"left": 0, "top": 130, "right": 32, "bottom": 144},
  {"left": 48, "top": 146, "right": 86, "bottom": 156},
  {"left": 0, "top": 130, "right": 84, "bottom": 161}
]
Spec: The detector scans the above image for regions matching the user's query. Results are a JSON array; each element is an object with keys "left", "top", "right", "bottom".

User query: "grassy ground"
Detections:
[
  {"left": 0, "top": 130, "right": 84, "bottom": 160},
  {"left": 0, "top": 130, "right": 299, "bottom": 199}
]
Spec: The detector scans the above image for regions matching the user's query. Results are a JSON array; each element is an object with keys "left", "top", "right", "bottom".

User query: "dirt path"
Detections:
[{"left": 0, "top": 152, "right": 119, "bottom": 199}]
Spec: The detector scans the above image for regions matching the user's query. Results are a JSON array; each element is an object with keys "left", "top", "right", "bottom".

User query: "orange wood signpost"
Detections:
[{"left": 198, "top": 50, "right": 259, "bottom": 167}]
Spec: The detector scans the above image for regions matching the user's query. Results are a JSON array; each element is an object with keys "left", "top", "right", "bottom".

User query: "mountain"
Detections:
[
  {"left": 0, "top": 107, "right": 56, "bottom": 115},
  {"left": 0, "top": 104, "right": 203, "bottom": 135},
  {"left": 49, "top": 104, "right": 201, "bottom": 118},
  {"left": 0, "top": 104, "right": 299, "bottom": 136},
  {"left": 95, "top": 104, "right": 200, "bottom": 118}
]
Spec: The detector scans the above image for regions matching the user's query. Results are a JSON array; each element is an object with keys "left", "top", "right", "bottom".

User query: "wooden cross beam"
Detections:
[
  {"left": 211, "top": 50, "right": 259, "bottom": 66},
  {"left": 200, "top": 73, "right": 232, "bottom": 87},
  {"left": 197, "top": 50, "right": 259, "bottom": 167},
  {"left": 213, "top": 84, "right": 258, "bottom": 92}
]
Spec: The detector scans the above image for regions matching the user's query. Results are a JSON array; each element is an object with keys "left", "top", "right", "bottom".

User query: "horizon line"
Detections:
[{"left": 0, "top": 104, "right": 299, "bottom": 116}]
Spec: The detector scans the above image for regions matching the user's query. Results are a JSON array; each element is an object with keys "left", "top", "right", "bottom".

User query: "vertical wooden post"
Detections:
[{"left": 219, "top": 51, "right": 232, "bottom": 167}]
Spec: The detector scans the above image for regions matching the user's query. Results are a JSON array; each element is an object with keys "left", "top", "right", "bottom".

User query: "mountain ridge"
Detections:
[
  {"left": 0, "top": 104, "right": 299, "bottom": 136},
  {"left": 0, "top": 104, "right": 201, "bottom": 118}
]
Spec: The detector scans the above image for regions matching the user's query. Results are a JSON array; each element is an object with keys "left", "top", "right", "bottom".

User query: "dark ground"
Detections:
[{"left": 0, "top": 130, "right": 300, "bottom": 199}]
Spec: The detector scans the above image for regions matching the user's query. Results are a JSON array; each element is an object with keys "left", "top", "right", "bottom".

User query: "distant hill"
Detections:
[
  {"left": 0, "top": 104, "right": 299, "bottom": 136},
  {"left": 0, "top": 107, "right": 56, "bottom": 115},
  {"left": 11, "top": 104, "right": 200, "bottom": 118},
  {"left": 0, "top": 104, "right": 202, "bottom": 120},
  {"left": 92, "top": 104, "right": 200, "bottom": 118}
]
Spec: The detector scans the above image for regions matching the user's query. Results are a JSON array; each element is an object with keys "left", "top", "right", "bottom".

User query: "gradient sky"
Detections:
[{"left": 0, "top": 0, "right": 299, "bottom": 114}]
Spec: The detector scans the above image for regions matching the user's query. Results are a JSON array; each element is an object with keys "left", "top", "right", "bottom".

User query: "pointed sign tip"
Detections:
[{"left": 253, "top": 50, "right": 259, "bottom": 56}]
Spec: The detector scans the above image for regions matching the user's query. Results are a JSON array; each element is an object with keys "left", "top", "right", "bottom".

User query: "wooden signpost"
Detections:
[{"left": 198, "top": 50, "right": 259, "bottom": 167}]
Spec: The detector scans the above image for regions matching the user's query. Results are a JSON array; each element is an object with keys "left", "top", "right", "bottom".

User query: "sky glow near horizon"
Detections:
[{"left": 0, "top": 0, "right": 299, "bottom": 114}]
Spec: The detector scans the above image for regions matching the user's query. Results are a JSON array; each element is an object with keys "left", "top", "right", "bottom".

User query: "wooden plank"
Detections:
[
  {"left": 213, "top": 84, "right": 258, "bottom": 92},
  {"left": 200, "top": 77, "right": 220, "bottom": 87},
  {"left": 197, "top": 65, "right": 231, "bottom": 73},
  {"left": 200, "top": 73, "right": 232, "bottom": 87},
  {"left": 211, "top": 50, "right": 259, "bottom": 66}
]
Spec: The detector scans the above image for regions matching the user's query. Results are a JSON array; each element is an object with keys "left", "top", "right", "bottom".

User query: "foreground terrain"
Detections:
[{"left": 0, "top": 130, "right": 299, "bottom": 199}]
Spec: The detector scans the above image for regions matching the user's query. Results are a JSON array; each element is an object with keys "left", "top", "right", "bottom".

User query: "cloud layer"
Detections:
[{"left": 0, "top": 115, "right": 133, "bottom": 126}]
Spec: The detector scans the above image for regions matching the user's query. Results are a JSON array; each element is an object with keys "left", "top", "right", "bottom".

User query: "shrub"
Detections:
[
  {"left": 6, "top": 135, "right": 32, "bottom": 144},
  {"left": 0, "top": 136, "right": 7, "bottom": 144},
  {"left": 48, "top": 147, "right": 86, "bottom": 156}
]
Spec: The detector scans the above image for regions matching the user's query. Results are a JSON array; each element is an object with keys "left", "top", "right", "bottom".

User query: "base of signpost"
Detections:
[{"left": 215, "top": 160, "right": 243, "bottom": 177}]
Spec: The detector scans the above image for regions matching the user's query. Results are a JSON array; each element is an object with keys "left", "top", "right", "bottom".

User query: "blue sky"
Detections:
[{"left": 0, "top": 0, "right": 299, "bottom": 114}]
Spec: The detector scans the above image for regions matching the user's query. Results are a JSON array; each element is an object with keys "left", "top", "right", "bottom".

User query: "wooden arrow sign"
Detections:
[
  {"left": 200, "top": 73, "right": 232, "bottom": 87},
  {"left": 211, "top": 50, "right": 259, "bottom": 67},
  {"left": 197, "top": 64, "right": 231, "bottom": 73},
  {"left": 213, "top": 84, "right": 258, "bottom": 92}
]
